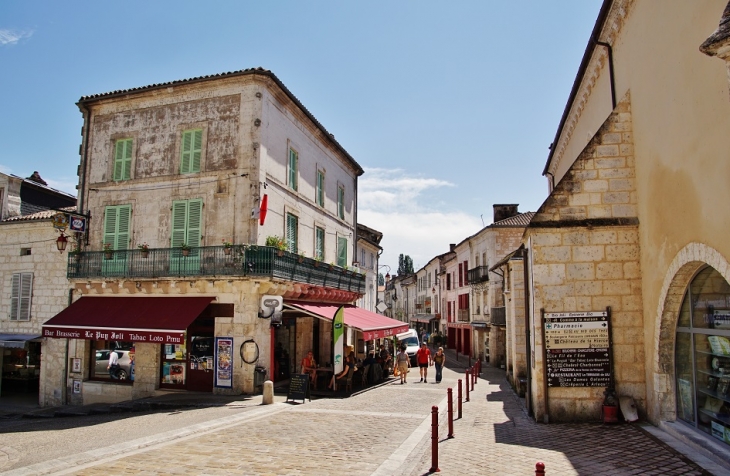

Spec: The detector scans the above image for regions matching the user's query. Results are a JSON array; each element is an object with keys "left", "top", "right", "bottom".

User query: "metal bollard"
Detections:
[
  {"left": 457, "top": 379, "right": 463, "bottom": 419},
  {"left": 465, "top": 369, "right": 470, "bottom": 402},
  {"left": 535, "top": 462, "right": 545, "bottom": 475},
  {"left": 471, "top": 367, "right": 476, "bottom": 390},
  {"left": 430, "top": 405, "right": 440, "bottom": 472},
  {"left": 447, "top": 388, "right": 454, "bottom": 438}
]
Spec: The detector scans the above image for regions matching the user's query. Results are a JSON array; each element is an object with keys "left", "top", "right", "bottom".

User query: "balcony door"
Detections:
[
  {"left": 171, "top": 199, "right": 203, "bottom": 275},
  {"left": 102, "top": 205, "right": 131, "bottom": 276}
]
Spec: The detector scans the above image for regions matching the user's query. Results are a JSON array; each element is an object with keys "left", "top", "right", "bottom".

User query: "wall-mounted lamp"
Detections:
[{"left": 56, "top": 233, "right": 68, "bottom": 253}]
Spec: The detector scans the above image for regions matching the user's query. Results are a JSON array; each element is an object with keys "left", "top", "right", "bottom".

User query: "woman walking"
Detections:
[
  {"left": 433, "top": 347, "right": 445, "bottom": 383},
  {"left": 396, "top": 345, "right": 410, "bottom": 384}
]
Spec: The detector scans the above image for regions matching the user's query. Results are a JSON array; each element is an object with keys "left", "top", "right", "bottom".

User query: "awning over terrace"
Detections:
[
  {"left": 284, "top": 302, "right": 409, "bottom": 340},
  {"left": 0, "top": 333, "right": 41, "bottom": 349},
  {"left": 42, "top": 296, "right": 217, "bottom": 345}
]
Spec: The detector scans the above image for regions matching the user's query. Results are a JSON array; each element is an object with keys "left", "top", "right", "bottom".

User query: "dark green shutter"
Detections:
[
  {"left": 337, "top": 236, "right": 347, "bottom": 267},
  {"left": 315, "top": 227, "right": 324, "bottom": 260},
  {"left": 338, "top": 187, "right": 345, "bottom": 219},
  {"left": 317, "top": 171, "right": 325, "bottom": 207},
  {"left": 289, "top": 148, "right": 298, "bottom": 191}
]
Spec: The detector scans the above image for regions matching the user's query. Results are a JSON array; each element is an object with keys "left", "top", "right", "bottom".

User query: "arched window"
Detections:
[{"left": 675, "top": 266, "right": 730, "bottom": 445}]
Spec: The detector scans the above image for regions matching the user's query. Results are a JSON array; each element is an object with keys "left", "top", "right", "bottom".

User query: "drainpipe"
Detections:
[
  {"left": 593, "top": 38, "right": 616, "bottom": 110},
  {"left": 520, "top": 246, "right": 533, "bottom": 418}
]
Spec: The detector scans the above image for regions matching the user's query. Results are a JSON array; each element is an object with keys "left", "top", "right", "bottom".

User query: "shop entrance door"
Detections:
[
  {"left": 187, "top": 333, "right": 214, "bottom": 392},
  {"left": 274, "top": 318, "right": 297, "bottom": 382}
]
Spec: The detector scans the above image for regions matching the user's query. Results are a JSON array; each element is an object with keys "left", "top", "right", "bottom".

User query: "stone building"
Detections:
[
  {"left": 502, "top": 0, "right": 730, "bottom": 462},
  {"left": 0, "top": 172, "right": 76, "bottom": 405},
  {"left": 354, "top": 223, "right": 382, "bottom": 313},
  {"left": 40, "top": 68, "right": 406, "bottom": 405}
]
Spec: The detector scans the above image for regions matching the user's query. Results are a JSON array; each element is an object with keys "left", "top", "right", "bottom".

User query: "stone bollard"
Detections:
[{"left": 262, "top": 380, "right": 274, "bottom": 404}]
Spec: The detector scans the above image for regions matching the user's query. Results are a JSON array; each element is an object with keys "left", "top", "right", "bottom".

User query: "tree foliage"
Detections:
[{"left": 397, "top": 254, "right": 414, "bottom": 275}]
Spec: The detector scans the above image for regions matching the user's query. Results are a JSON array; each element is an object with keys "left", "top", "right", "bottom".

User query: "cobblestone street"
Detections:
[{"left": 3, "top": 351, "right": 727, "bottom": 475}]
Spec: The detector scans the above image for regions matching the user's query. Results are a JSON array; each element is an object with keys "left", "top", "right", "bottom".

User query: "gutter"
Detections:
[{"left": 542, "top": 0, "right": 614, "bottom": 176}]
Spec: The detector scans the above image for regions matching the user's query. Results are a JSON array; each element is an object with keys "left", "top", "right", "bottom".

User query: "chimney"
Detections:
[
  {"left": 449, "top": 243, "right": 456, "bottom": 252},
  {"left": 493, "top": 204, "right": 519, "bottom": 223}
]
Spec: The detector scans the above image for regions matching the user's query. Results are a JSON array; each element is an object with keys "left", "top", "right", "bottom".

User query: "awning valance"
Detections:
[
  {"left": 42, "top": 296, "right": 216, "bottom": 345},
  {"left": 0, "top": 333, "right": 41, "bottom": 348},
  {"left": 285, "top": 302, "right": 409, "bottom": 341},
  {"left": 411, "top": 314, "right": 438, "bottom": 323}
]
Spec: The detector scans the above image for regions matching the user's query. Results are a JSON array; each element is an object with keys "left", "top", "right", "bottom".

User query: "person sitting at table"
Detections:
[
  {"left": 300, "top": 350, "right": 317, "bottom": 387},
  {"left": 327, "top": 355, "right": 353, "bottom": 390}
]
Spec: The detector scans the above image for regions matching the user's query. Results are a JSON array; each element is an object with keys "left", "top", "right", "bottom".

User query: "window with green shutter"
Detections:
[
  {"left": 10, "top": 272, "right": 33, "bottom": 321},
  {"left": 181, "top": 129, "right": 203, "bottom": 174},
  {"left": 286, "top": 213, "right": 298, "bottom": 253},
  {"left": 316, "top": 170, "right": 325, "bottom": 207},
  {"left": 288, "top": 147, "right": 298, "bottom": 191},
  {"left": 171, "top": 199, "right": 203, "bottom": 274},
  {"left": 337, "top": 236, "right": 347, "bottom": 267},
  {"left": 315, "top": 226, "right": 325, "bottom": 260},
  {"left": 102, "top": 205, "right": 132, "bottom": 275},
  {"left": 113, "top": 139, "right": 133, "bottom": 181},
  {"left": 338, "top": 186, "right": 345, "bottom": 219}
]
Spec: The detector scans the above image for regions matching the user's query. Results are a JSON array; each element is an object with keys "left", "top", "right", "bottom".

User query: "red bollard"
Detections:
[
  {"left": 535, "top": 462, "right": 545, "bottom": 475},
  {"left": 447, "top": 388, "right": 454, "bottom": 438},
  {"left": 430, "top": 405, "right": 440, "bottom": 472},
  {"left": 457, "top": 379, "right": 463, "bottom": 419},
  {"left": 471, "top": 367, "right": 476, "bottom": 390},
  {"left": 465, "top": 369, "right": 470, "bottom": 402}
]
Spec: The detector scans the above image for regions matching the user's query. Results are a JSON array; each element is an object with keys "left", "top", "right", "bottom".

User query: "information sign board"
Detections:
[
  {"left": 544, "top": 311, "right": 611, "bottom": 388},
  {"left": 287, "top": 373, "right": 311, "bottom": 403}
]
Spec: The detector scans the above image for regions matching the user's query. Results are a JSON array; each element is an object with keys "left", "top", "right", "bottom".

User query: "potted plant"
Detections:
[
  {"left": 103, "top": 243, "right": 113, "bottom": 260},
  {"left": 222, "top": 239, "right": 233, "bottom": 255},
  {"left": 298, "top": 251, "right": 306, "bottom": 263},
  {"left": 138, "top": 242, "right": 150, "bottom": 258},
  {"left": 69, "top": 245, "right": 83, "bottom": 262},
  {"left": 314, "top": 256, "right": 323, "bottom": 268},
  {"left": 265, "top": 235, "right": 286, "bottom": 256},
  {"left": 180, "top": 243, "right": 191, "bottom": 257}
]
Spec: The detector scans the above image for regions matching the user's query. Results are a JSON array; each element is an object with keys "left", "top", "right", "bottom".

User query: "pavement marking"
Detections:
[
  {"left": 370, "top": 393, "right": 449, "bottom": 476},
  {"left": 3, "top": 403, "right": 291, "bottom": 476}
]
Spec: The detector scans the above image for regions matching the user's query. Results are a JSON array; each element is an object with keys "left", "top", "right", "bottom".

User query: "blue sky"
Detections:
[{"left": 0, "top": 0, "right": 602, "bottom": 273}]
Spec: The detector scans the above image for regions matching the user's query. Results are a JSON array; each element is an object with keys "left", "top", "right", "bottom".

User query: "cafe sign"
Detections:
[{"left": 42, "top": 325, "right": 185, "bottom": 344}]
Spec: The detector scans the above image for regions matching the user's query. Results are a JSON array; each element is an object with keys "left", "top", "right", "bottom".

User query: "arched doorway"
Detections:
[{"left": 674, "top": 265, "right": 730, "bottom": 446}]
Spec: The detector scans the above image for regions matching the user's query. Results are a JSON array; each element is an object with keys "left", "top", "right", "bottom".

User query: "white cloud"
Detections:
[
  {"left": 359, "top": 167, "right": 481, "bottom": 273},
  {"left": 0, "top": 29, "right": 34, "bottom": 45}
]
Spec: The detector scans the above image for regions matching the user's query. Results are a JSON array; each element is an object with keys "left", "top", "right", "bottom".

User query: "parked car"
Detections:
[
  {"left": 396, "top": 329, "right": 420, "bottom": 366},
  {"left": 94, "top": 350, "right": 132, "bottom": 380}
]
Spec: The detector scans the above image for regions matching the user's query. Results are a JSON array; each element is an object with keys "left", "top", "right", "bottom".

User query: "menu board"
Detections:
[
  {"left": 287, "top": 373, "right": 310, "bottom": 403},
  {"left": 215, "top": 337, "right": 233, "bottom": 388},
  {"left": 544, "top": 311, "right": 611, "bottom": 388}
]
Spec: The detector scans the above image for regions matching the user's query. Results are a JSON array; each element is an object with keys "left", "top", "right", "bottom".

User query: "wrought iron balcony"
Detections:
[
  {"left": 67, "top": 245, "right": 365, "bottom": 294},
  {"left": 490, "top": 306, "right": 506, "bottom": 326},
  {"left": 467, "top": 266, "right": 490, "bottom": 284}
]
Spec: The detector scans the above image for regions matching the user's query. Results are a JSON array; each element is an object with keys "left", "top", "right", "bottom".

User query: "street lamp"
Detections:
[
  {"left": 378, "top": 264, "right": 391, "bottom": 280},
  {"left": 56, "top": 233, "right": 68, "bottom": 253}
]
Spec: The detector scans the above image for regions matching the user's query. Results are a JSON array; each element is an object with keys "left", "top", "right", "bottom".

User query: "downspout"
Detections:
[{"left": 520, "top": 245, "right": 533, "bottom": 417}]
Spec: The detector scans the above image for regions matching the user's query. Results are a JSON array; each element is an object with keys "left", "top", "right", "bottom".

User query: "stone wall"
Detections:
[{"left": 527, "top": 93, "right": 645, "bottom": 422}]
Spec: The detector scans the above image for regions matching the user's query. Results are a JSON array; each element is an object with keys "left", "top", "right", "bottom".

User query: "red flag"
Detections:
[{"left": 259, "top": 194, "right": 268, "bottom": 226}]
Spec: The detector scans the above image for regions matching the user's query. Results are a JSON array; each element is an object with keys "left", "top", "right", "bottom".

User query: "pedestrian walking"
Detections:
[
  {"left": 416, "top": 342, "right": 432, "bottom": 383},
  {"left": 107, "top": 347, "right": 120, "bottom": 380},
  {"left": 433, "top": 347, "right": 445, "bottom": 383},
  {"left": 396, "top": 345, "right": 410, "bottom": 384}
]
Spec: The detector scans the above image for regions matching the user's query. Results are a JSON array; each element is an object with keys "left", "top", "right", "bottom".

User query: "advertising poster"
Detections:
[
  {"left": 215, "top": 337, "right": 233, "bottom": 388},
  {"left": 333, "top": 306, "right": 345, "bottom": 375}
]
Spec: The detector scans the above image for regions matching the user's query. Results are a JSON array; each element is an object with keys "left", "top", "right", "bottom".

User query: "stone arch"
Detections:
[{"left": 653, "top": 243, "right": 730, "bottom": 421}]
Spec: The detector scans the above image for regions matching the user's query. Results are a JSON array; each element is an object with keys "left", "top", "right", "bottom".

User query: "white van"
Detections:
[{"left": 396, "top": 329, "right": 420, "bottom": 366}]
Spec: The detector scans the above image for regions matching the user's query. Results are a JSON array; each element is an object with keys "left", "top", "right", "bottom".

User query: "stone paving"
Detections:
[{"left": 3, "top": 351, "right": 728, "bottom": 475}]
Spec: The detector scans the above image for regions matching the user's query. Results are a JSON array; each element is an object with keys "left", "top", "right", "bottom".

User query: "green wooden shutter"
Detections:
[
  {"left": 115, "top": 205, "right": 131, "bottom": 250},
  {"left": 171, "top": 200, "right": 188, "bottom": 248},
  {"left": 315, "top": 227, "right": 324, "bottom": 260},
  {"left": 103, "top": 206, "right": 118, "bottom": 249},
  {"left": 317, "top": 171, "right": 325, "bottom": 207},
  {"left": 289, "top": 148, "right": 298, "bottom": 191},
  {"left": 191, "top": 130, "right": 202, "bottom": 173},
  {"left": 286, "top": 213, "right": 298, "bottom": 253},
  {"left": 181, "top": 129, "right": 202, "bottom": 174},
  {"left": 338, "top": 186, "right": 345, "bottom": 219},
  {"left": 187, "top": 199, "right": 203, "bottom": 248},
  {"left": 181, "top": 132, "right": 192, "bottom": 173},
  {"left": 337, "top": 236, "right": 347, "bottom": 267},
  {"left": 113, "top": 139, "right": 132, "bottom": 181}
]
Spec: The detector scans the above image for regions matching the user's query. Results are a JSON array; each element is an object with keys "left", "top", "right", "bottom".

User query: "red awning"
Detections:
[
  {"left": 285, "top": 302, "right": 410, "bottom": 341},
  {"left": 42, "top": 296, "right": 216, "bottom": 345}
]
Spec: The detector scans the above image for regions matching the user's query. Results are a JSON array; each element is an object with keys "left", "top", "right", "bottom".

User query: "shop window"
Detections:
[
  {"left": 675, "top": 266, "right": 730, "bottom": 445},
  {"left": 90, "top": 340, "right": 134, "bottom": 382},
  {"left": 161, "top": 342, "right": 187, "bottom": 386},
  {"left": 2, "top": 343, "right": 41, "bottom": 392}
]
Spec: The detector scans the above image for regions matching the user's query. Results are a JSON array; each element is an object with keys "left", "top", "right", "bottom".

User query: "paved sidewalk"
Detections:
[{"left": 405, "top": 359, "right": 728, "bottom": 476}]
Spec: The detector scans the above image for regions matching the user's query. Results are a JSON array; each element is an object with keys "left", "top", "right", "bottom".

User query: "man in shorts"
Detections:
[{"left": 416, "top": 342, "right": 432, "bottom": 383}]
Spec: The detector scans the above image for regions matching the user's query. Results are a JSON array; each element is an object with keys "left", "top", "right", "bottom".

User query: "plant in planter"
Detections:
[
  {"left": 222, "top": 239, "right": 233, "bottom": 255},
  {"left": 103, "top": 243, "right": 114, "bottom": 260},
  {"left": 265, "top": 235, "right": 286, "bottom": 256},
  {"left": 69, "top": 245, "right": 83, "bottom": 261},
  {"left": 180, "top": 243, "right": 191, "bottom": 257},
  {"left": 137, "top": 242, "right": 150, "bottom": 258},
  {"left": 314, "top": 256, "right": 323, "bottom": 267},
  {"left": 298, "top": 251, "right": 306, "bottom": 263}
]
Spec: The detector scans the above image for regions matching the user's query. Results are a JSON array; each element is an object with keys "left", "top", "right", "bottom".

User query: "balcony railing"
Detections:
[
  {"left": 490, "top": 306, "right": 506, "bottom": 326},
  {"left": 467, "top": 266, "right": 490, "bottom": 284},
  {"left": 457, "top": 309, "right": 470, "bottom": 322},
  {"left": 67, "top": 245, "right": 365, "bottom": 294}
]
